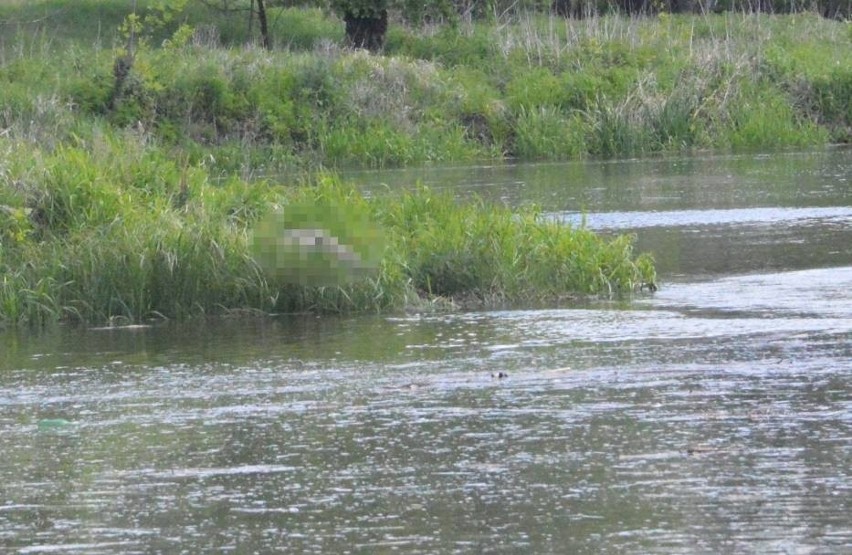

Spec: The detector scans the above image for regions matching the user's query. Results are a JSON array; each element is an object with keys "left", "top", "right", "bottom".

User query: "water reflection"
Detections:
[{"left": 347, "top": 147, "right": 851, "bottom": 212}]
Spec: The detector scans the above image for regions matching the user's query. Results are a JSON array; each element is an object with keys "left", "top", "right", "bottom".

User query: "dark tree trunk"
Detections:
[
  {"left": 110, "top": 54, "right": 134, "bottom": 110},
  {"left": 822, "top": 0, "right": 851, "bottom": 19},
  {"left": 618, "top": 0, "right": 651, "bottom": 14},
  {"left": 669, "top": 0, "right": 703, "bottom": 12},
  {"left": 111, "top": 0, "right": 137, "bottom": 110},
  {"left": 256, "top": 0, "right": 271, "bottom": 49},
  {"left": 343, "top": 9, "right": 388, "bottom": 52},
  {"left": 552, "top": 0, "right": 586, "bottom": 17}
]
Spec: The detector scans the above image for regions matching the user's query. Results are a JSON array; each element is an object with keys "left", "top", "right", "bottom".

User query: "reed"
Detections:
[
  {"left": 374, "top": 183, "right": 655, "bottom": 303},
  {"left": 0, "top": 148, "right": 654, "bottom": 326}
]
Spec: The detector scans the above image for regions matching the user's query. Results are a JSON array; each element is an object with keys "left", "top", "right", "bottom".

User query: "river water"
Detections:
[{"left": 2, "top": 148, "right": 851, "bottom": 553}]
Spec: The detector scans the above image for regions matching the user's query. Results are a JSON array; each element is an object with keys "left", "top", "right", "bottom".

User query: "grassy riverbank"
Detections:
[
  {"left": 1, "top": 4, "right": 848, "bottom": 173},
  {"left": 0, "top": 141, "right": 654, "bottom": 325},
  {"left": 0, "top": 2, "right": 848, "bottom": 325}
]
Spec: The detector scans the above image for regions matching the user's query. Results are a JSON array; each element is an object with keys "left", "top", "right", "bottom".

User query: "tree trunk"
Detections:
[
  {"left": 256, "top": 0, "right": 270, "bottom": 50},
  {"left": 553, "top": 0, "right": 602, "bottom": 17},
  {"left": 343, "top": 9, "right": 388, "bottom": 52}
]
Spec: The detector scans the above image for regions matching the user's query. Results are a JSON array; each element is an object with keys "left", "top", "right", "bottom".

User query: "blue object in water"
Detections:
[{"left": 37, "top": 419, "right": 72, "bottom": 430}]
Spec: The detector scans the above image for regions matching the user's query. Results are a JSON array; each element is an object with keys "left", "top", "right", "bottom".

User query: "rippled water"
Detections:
[{"left": 1, "top": 149, "right": 851, "bottom": 553}]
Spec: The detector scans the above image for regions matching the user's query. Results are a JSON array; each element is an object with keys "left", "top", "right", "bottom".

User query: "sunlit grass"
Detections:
[
  {"left": 0, "top": 6, "right": 847, "bottom": 325},
  {"left": 374, "top": 183, "right": 655, "bottom": 303},
  {"left": 2, "top": 8, "right": 847, "bottom": 172},
  {"left": 0, "top": 143, "right": 654, "bottom": 326}
]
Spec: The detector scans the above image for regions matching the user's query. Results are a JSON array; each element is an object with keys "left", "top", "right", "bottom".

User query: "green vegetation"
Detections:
[
  {"left": 0, "top": 143, "right": 654, "bottom": 325},
  {"left": 1, "top": 3, "right": 848, "bottom": 172},
  {"left": 1, "top": 1, "right": 848, "bottom": 326}
]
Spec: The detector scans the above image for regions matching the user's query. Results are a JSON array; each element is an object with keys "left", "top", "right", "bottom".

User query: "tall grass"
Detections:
[
  {"left": 0, "top": 137, "right": 277, "bottom": 325},
  {"left": 377, "top": 184, "right": 655, "bottom": 303},
  {"left": 1, "top": 6, "right": 848, "bottom": 325},
  {"left": 0, "top": 140, "right": 654, "bottom": 326},
  {"left": 2, "top": 7, "right": 847, "bottom": 173}
]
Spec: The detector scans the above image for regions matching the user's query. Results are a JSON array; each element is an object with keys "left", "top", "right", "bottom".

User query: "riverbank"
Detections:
[
  {"left": 1, "top": 5, "right": 848, "bottom": 173},
  {"left": 1, "top": 3, "right": 848, "bottom": 325}
]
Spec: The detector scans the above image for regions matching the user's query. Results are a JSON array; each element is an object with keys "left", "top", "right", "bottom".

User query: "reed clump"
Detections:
[
  {"left": 377, "top": 184, "right": 655, "bottom": 303},
  {"left": 0, "top": 138, "right": 276, "bottom": 325},
  {"left": 0, "top": 141, "right": 654, "bottom": 326}
]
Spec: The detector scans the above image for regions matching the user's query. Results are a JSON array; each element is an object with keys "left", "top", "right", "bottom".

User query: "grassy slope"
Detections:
[
  {"left": 2, "top": 2, "right": 848, "bottom": 171},
  {"left": 0, "top": 2, "right": 848, "bottom": 325}
]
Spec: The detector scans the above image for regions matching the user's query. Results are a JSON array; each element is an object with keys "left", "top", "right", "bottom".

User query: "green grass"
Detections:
[
  {"left": 0, "top": 138, "right": 274, "bottom": 324},
  {"left": 0, "top": 141, "right": 654, "bottom": 326},
  {"left": 377, "top": 184, "right": 655, "bottom": 302},
  {"left": 2, "top": 7, "right": 848, "bottom": 173},
  {"left": 1, "top": 5, "right": 849, "bottom": 325}
]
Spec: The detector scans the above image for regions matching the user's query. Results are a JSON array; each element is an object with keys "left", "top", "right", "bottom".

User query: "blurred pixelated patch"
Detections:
[{"left": 249, "top": 196, "right": 385, "bottom": 287}]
